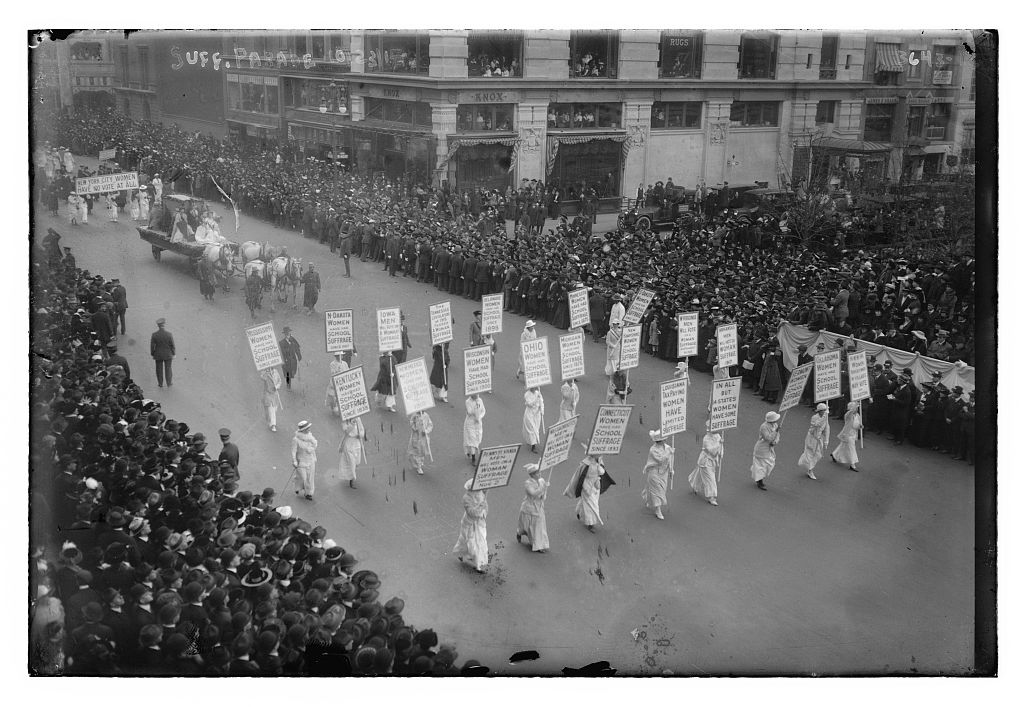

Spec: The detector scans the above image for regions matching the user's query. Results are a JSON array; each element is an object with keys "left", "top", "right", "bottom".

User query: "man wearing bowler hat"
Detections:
[
  {"left": 279, "top": 326, "right": 302, "bottom": 389},
  {"left": 150, "top": 318, "right": 175, "bottom": 388}
]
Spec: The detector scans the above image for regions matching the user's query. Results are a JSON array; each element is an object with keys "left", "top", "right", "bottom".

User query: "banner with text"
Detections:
[
  {"left": 246, "top": 322, "right": 283, "bottom": 371},
  {"left": 395, "top": 357, "right": 435, "bottom": 415},
  {"left": 660, "top": 378, "right": 689, "bottom": 436},
  {"left": 522, "top": 336, "right": 552, "bottom": 388},
  {"left": 814, "top": 350, "right": 843, "bottom": 403},
  {"left": 620, "top": 324, "right": 643, "bottom": 370},
  {"left": 587, "top": 404, "right": 634, "bottom": 455},
  {"left": 847, "top": 351, "right": 871, "bottom": 402},
  {"left": 568, "top": 288, "right": 591, "bottom": 330},
  {"left": 481, "top": 293, "right": 503, "bottom": 335},
  {"left": 716, "top": 323, "right": 739, "bottom": 368},
  {"left": 471, "top": 444, "right": 522, "bottom": 491},
  {"left": 332, "top": 366, "right": 370, "bottom": 419},
  {"left": 76, "top": 171, "right": 139, "bottom": 195},
  {"left": 377, "top": 307, "right": 402, "bottom": 353},
  {"left": 559, "top": 332, "right": 585, "bottom": 381},
  {"left": 779, "top": 362, "right": 814, "bottom": 412},
  {"left": 429, "top": 301, "right": 453, "bottom": 346},
  {"left": 98, "top": 148, "right": 117, "bottom": 161},
  {"left": 677, "top": 312, "right": 699, "bottom": 357},
  {"left": 463, "top": 346, "right": 493, "bottom": 396},
  {"left": 623, "top": 288, "right": 655, "bottom": 325},
  {"left": 325, "top": 309, "right": 354, "bottom": 353},
  {"left": 540, "top": 416, "right": 579, "bottom": 471},
  {"left": 709, "top": 377, "right": 742, "bottom": 432}
]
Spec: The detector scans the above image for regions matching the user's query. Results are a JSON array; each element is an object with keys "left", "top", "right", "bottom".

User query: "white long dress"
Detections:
[
  {"left": 558, "top": 381, "right": 579, "bottom": 421},
  {"left": 325, "top": 359, "right": 349, "bottom": 415},
  {"left": 798, "top": 412, "right": 831, "bottom": 471},
  {"left": 463, "top": 396, "right": 486, "bottom": 456},
  {"left": 564, "top": 457, "right": 605, "bottom": 526},
  {"left": 338, "top": 417, "right": 364, "bottom": 481},
  {"left": 688, "top": 433, "right": 722, "bottom": 500},
  {"left": 138, "top": 193, "right": 150, "bottom": 221},
  {"left": 641, "top": 442, "right": 674, "bottom": 510},
  {"left": 750, "top": 422, "right": 780, "bottom": 482},
  {"left": 517, "top": 476, "right": 550, "bottom": 551},
  {"left": 522, "top": 389, "right": 544, "bottom": 445},
  {"left": 452, "top": 488, "right": 488, "bottom": 570},
  {"left": 604, "top": 326, "right": 622, "bottom": 375},
  {"left": 831, "top": 411, "right": 862, "bottom": 465},
  {"left": 407, "top": 412, "right": 433, "bottom": 471},
  {"left": 517, "top": 327, "right": 537, "bottom": 375}
]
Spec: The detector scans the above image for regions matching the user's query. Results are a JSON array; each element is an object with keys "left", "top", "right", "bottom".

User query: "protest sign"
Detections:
[
  {"left": 568, "top": 288, "right": 591, "bottom": 330},
  {"left": 779, "top": 362, "right": 814, "bottom": 412},
  {"left": 847, "top": 351, "right": 871, "bottom": 402},
  {"left": 814, "top": 350, "right": 843, "bottom": 403},
  {"left": 481, "top": 293, "right": 503, "bottom": 335},
  {"left": 429, "top": 301, "right": 453, "bottom": 346},
  {"left": 660, "top": 378, "right": 688, "bottom": 436},
  {"left": 376, "top": 307, "right": 402, "bottom": 352},
  {"left": 332, "top": 366, "right": 370, "bottom": 419},
  {"left": 521, "top": 336, "right": 552, "bottom": 388},
  {"left": 463, "top": 346, "right": 493, "bottom": 396},
  {"left": 677, "top": 312, "right": 699, "bottom": 357},
  {"left": 245, "top": 322, "right": 282, "bottom": 371},
  {"left": 471, "top": 445, "right": 521, "bottom": 491},
  {"left": 75, "top": 171, "right": 139, "bottom": 195},
  {"left": 324, "top": 309, "right": 354, "bottom": 353},
  {"left": 559, "top": 332, "right": 585, "bottom": 381},
  {"left": 587, "top": 405, "right": 634, "bottom": 455},
  {"left": 540, "top": 416, "right": 579, "bottom": 471},
  {"left": 395, "top": 358, "right": 435, "bottom": 415},
  {"left": 98, "top": 148, "right": 117, "bottom": 161},
  {"left": 623, "top": 288, "right": 655, "bottom": 325},
  {"left": 716, "top": 323, "right": 739, "bottom": 368},
  {"left": 709, "top": 377, "right": 742, "bottom": 432},
  {"left": 619, "top": 324, "right": 642, "bottom": 370}
]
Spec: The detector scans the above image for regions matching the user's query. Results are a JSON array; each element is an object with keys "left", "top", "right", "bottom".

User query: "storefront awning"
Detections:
[
  {"left": 812, "top": 137, "right": 892, "bottom": 154},
  {"left": 438, "top": 134, "right": 521, "bottom": 173},
  {"left": 875, "top": 43, "right": 905, "bottom": 72}
]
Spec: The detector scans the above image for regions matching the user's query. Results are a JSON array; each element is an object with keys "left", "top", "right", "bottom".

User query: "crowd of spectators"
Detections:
[{"left": 29, "top": 229, "right": 489, "bottom": 676}]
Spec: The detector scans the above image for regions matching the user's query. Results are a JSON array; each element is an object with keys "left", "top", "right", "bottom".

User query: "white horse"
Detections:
[
  {"left": 241, "top": 240, "right": 286, "bottom": 265},
  {"left": 270, "top": 255, "right": 302, "bottom": 308},
  {"left": 201, "top": 242, "right": 240, "bottom": 291}
]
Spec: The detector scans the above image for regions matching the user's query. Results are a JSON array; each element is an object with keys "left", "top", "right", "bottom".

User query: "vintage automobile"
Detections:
[{"left": 616, "top": 185, "right": 697, "bottom": 231}]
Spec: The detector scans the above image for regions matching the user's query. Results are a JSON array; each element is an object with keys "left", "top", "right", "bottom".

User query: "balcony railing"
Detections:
[
  {"left": 925, "top": 125, "right": 947, "bottom": 140},
  {"left": 819, "top": 68, "right": 837, "bottom": 80}
]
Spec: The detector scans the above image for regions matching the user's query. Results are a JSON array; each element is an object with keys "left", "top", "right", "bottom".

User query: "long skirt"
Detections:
[
  {"left": 303, "top": 286, "right": 319, "bottom": 309},
  {"left": 408, "top": 434, "right": 429, "bottom": 469},
  {"left": 798, "top": 433, "right": 826, "bottom": 470},
  {"left": 452, "top": 516, "right": 488, "bottom": 570},
  {"left": 832, "top": 433, "right": 859, "bottom": 465},
  {"left": 750, "top": 449, "right": 776, "bottom": 482},
  {"left": 641, "top": 469, "right": 670, "bottom": 509},
  {"left": 517, "top": 511, "right": 549, "bottom": 552},
  {"left": 338, "top": 438, "right": 361, "bottom": 481},
  {"left": 576, "top": 479, "right": 602, "bottom": 526},
  {"left": 463, "top": 416, "right": 483, "bottom": 454},
  {"left": 522, "top": 408, "right": 542, "bottom": 445},
  {"left": 688, "top": 464, "right": 718, "bottom": 500}
]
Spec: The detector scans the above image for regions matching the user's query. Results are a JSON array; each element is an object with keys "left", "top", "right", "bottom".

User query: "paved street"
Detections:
[{"left": 34, "top": 172, "right": 975, "bottom": 675}]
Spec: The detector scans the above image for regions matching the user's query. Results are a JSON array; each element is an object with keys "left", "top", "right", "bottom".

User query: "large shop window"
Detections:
[
  {"left": 819, "top": 34, "right": 838, "bottom": 79},
  {"left": 456, "top": 104, "right": 515, "bottom": 132},
  {"left": 729, "top": 101, "right": 779, "bottom": 127},
  {"left": 547, "top": 102, "right": 622, "bottom": 129},
  {"left": 659, "top": 31, "right": 703, "bottom": 78},
  {"left": 738, "top": 32, "right": 779, "bottom": 79},
  {"left": 467, "top": 31, "right": 523, "bottom": 77},
  {"left": 863, "top": 103, "right": 895, "bottom": 142},
  {"left": 228, "top": 75, "right": 281, "bottom": 114},
  {"left": 284, "top": 78, "right": 347, "bottom": 113},
  {"left": 364, "top": 32, "right": 430, "bottom": 74},
  {"left": 650, "top": 101, "right": 702, "bottom": 129},
  {"left": 363, "top": 97, "right": 432, "bottom": 127},
  {"left": 71, "top": 41, "right": 103, "bottom": 61},
  {"left": 569, "top": 31, "right": 618, "bottom": 78}
]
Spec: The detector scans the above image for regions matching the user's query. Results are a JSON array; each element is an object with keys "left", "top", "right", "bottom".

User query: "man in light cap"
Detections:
[
  {"left": 516, "top": 463, "right": 549, "bottom": 552},
  {"left": 150, "top": 318, "right": 175, "bottom": 387},
  {"left": 751, "top": 411, "right": 781, "bottom": 490},
  {"left": 291, "top": 420, "right": 318, "bottom": 500},
  {"left": 516, "top": 320, "right": 537, "bottom": 380}
]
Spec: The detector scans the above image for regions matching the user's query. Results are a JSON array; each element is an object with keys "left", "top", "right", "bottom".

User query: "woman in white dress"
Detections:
[
  {"left": 831, "top": 402, "right": 862, "bottom": 471},
  {"left": 559, "top": 379, "right": 580, "bottom": 421},
  {"left": 105, "top": 193, "right": 118, "bottom": 222},
  {"left": 325, "top": 353, "right": 349, "bottom": 417},
  {"left": 260, "top": 366, "right": 284, "bottom": 432},
  {"left": 128, "top": 191, "right": 140, "bottom": 221},
  {"left": 689, "top": 428, "right": 723, "bottom": 506},
  {"left": 67, "top": 193, "right": 80, "bottom": 225},
  {"left": 407, "top": 410, "right": 433, "bottom": 475},
  {"left": 138, "top": 190, "right": 150, "bottom": 222},
  {"left": 564, "top": 452, "right": 608, "bottom": 532},
  {"left": 337, "top": 417, "right": 365, "bottom": 489},
  {"left": 453, "top": 479, "right": 488, "bottom": 573},
  {"left": 798, "top": 403, "right": 831, "bottom": 480},
  {"left": 641, "top": 430, "right": 674, "bottom": 520},
  {"left": 751, "top": 411, "right": 781, "bottom": 490},
  {"left": 463, "top": 394, "right": 486, "bottom": 465},
  {"left": 516, "top": 463, "right": 549, "bottom": 552},
  {"left": 522, "top": 387, "right": 545, "bottom": 453}
]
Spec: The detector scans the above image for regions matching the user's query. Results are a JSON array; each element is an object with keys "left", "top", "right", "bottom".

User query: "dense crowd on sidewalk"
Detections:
[{"left": 29, "top": 234, "right": 488, "bottom": 676}]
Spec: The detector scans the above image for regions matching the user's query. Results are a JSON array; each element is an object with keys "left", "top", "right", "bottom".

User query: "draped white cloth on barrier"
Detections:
[{"left": 775, "top": 322, "right": 975, "bottom": 393}]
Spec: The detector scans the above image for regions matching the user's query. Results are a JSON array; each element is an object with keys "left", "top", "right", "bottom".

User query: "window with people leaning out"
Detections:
[
  {"left": 729, "top": 101, "right": 779, "bottom": 127},
  {"left": 71, "top": 41, "right": 103, "bottom": 61},
  {"left": 738, "top": 32, "right": 779, "bottom": 79},
  {"left": 282, "top": 78, "right": 345, "bottom": 113},
  {"left": 363, "top": 98, "right": 432, "bottom": 128},
  {"left": 467, "top": 31, "right": 523, "bottom": 77},
  {"left": 659, "top": 31, "right": 703, "bottom": 78},
  {"left": 364, "top": 32, "right": 430, "bottom": 74},
  {"left": 457, "top": 104, "right": 515, "bottom": 132},
  {"left": 569, "top": 31, "right": 618, "bottom": 78},
  {"left": 651, "top": 101, "right": 702, "bottom": 129},
  {"left": 228, "top": 76, "right": 280, "bottom": 115},
  {"left": 547, "top": 103, "right": 623, "bottom": 129}
]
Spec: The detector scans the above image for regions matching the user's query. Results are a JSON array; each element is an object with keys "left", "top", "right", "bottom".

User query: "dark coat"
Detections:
[
  {"left": 150, "top": 328, "right": 175, "bottom": 360},
  {"left": 278, "top": 335, "right": 302, "bottom": 376}
]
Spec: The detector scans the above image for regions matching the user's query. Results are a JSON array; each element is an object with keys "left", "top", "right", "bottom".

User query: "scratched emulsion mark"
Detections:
[
  {"left": 508, "top": 650, "right": 540, "bottom": 664},
  {"left": 562, "top": 660, "right": 616, "bottom": 676},
  {"left": 631, "top": 609, "right": 678, "bottom": 674}
]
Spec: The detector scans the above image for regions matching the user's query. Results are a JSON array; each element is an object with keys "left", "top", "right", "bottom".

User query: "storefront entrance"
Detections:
[
  {"left": 550, "top": 139, "right": 622, "bottom": 200},
  {"left": 455, "top": 143, "right": 513, "bottom": 193}
]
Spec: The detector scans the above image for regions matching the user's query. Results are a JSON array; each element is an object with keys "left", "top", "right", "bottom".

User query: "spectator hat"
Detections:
[{"left": 297, "top": 420, "right": 312, "bottom": 432}]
